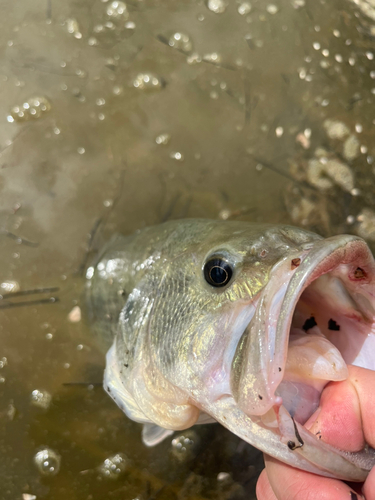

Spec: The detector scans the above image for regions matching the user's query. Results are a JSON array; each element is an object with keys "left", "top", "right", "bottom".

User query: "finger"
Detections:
[
  {"left": 363, "top": 466, "right": 375, "bottom": 500},
  {"left": 264, "top": 454, "right": 364, "bottom": 500},
  {"left": 305, "top": 373, "right": 364, "bottom": 452},
  {"left": 349, "top": 365, "right": 375, "bottom": 449},
  {"left": 256, "top": 468, "right": 278, "bottom": 500}
]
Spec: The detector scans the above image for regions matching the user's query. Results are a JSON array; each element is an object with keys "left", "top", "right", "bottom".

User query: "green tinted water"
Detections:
[{"left": 0, "top": 0, "right": 375, "bottom": 498}]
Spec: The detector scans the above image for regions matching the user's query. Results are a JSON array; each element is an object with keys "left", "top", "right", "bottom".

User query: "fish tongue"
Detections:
[
  {"left": 285, "top": 326, "right": 348, "bottom": 383},
  {"left": 274, "top": 327, "right": 349, "bottom": 424}
]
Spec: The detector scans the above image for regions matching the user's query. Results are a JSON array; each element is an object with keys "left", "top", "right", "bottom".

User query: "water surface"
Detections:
[{"left": 0, "top": 0, "right": 375, "bottom": 498}]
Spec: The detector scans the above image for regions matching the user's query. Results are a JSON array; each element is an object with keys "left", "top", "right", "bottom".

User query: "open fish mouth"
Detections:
[{"left": 229, "top": 234, "right": 375, "bottom": 479}]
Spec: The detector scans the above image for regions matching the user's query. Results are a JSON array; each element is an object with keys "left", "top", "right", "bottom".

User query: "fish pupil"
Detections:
[{"left": 204, "top": 258, "right": 233, "bottom": 287}]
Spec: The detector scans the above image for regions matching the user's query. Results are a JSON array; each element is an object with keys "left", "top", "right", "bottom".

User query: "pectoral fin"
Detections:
[{"left": 142, "top": 424, "right": 174, "bottom": 447}]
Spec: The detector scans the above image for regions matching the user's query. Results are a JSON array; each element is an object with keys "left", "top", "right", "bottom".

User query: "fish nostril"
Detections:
[{"left": 353, "top": 267, "right": 366, "bottom": 279}]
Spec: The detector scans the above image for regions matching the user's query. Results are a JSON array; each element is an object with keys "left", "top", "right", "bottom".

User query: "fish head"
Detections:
[{"left": 102, "top": 220, "right": 375, "bottom": 480}]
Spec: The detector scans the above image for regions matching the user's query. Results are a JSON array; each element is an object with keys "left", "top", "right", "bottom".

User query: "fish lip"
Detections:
[{"left": 232, "top": 233, "right": 374, "bottom": 417}]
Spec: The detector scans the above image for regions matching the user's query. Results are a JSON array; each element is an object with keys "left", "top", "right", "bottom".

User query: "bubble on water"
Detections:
[
  {"left": 343, "top": 135, "right": 360, "bottom": 161},
  {"left": 171, "top": 430, "right": 200, "bottom": 462},
  {"left": 275, "top": 126, "right": 284, "bottom": 137},
  {"left": 238, "top": 2, "right": 251, "bottom": 15},
  {"left": 0, "top": 281, "right": 19, "bottom": 294},
  {"left": 8, "top": 96, "right": 51, "bottom": 123},
  {"left": 346, "top": 215, "right": 355, "bottom": 224},
  {"left": 349, "top": 57, "right": 356, "bottom": 66},
  {"left": 266, "top": 4, "right": 279, "bottom": 14},
  {"left": 88, "top": 37, "right": 99, "bottom": 46},
  {"left": 0, "top": 357, "right": 8, "bottom": 369},
  {"left": 155, "top": 133, "right": 171, "bottom": 145},
  {"left": 322, "top": 49, "right": 329, "bottom": 57},
  {"left": 125, "top": 20, "right": 136, "bottom": 31},
  {"left": 34, "top": 448, "right": 61, "bottom": 476},
  {"left": 66, "top": 18, "right": 82, "bottom": 39},
  {"left": 186, "top": 53, "right": 202, "bottom": 65},
  {"left": 219, "top": 209, "right": 231, "bottom": 220},
  {"left": 313, "top": 42, "right": 320, "bottom": 50},
  {"left": 170, "top": 152, "right": 184, "bottom": 161},
  {"left": 217, "top": 471, "right": 231, "bottom": 482},
  {"left": 203, "top": 52, "right": 222, "bottom": 64},
  {"left": 168, "top": 32, "right": 193, "bottom": 53},
  {"left": 96, "top": 97, "right": 106, "bottom": 106},
  {"left": 355, "top": 123, "right": 363, "bottom": 133},
  {"left": 86, "top": 267, "right": 94, "bottom": 280},
  {"left": 333, "top": 29, "right": 340, "bottom": 37},
  {"left": 207, "top": 0, "right": 227, "bottom": 14},
  {"left": 22, "top": 494, "right": 37, "bottom": 500},
  {"left": 292, "top": 0, "right": 305, "bottom": 7},
  {"left": 68, "top": 305, "right": 81, "bottom": 322},
  {"left": 30, "top": 389, "right": 52, "bottom": 410},
  {"left": 366, "top": 51, "right": 374, "bottom": 60},
  {"left": 357, "top": 209, "right": 375, "bottom": 241},
  {"left": 113, "top": 85, "right": 123, "bottom": 95},
  {"left": 106, "top": 1, "right": 129, "bottom": 19},
  {"left": 77, "top": 147, "right": 85, "bottom": 154},
  {"left": 133, "top": 73, "right": 163, "bottom": 91},
  {"left": 98, "top": 453, "right": 128, "bottom": 479},
  {"left": 335, "top": 54, "right": 343, "bottom": 63},
  {"left": 360, "top": 145, "right": 368, "bottom": 154}
]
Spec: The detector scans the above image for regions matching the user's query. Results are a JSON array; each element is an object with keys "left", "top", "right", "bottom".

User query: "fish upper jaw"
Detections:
[{"left": 231, "top": 234, "right": 375, "bottom": 422}]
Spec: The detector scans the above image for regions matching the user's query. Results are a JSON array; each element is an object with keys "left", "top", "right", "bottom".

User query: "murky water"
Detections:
[{"left": 0, "top": 0, "right": 375, "bottom": 498}]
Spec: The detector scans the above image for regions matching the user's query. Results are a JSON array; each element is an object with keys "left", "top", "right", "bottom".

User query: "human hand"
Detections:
[{"left": 256, "top": 365, "right": 375, "bottom": 500}]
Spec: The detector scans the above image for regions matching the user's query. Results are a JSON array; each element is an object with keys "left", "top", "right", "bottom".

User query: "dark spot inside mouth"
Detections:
[
  {"left": 278, "top": 367, "right": 282, "bottom": 372},
  {"left": 291, "top": 258, "right": 301, "bottom": 269},
  {"left": 328, "top": 319, "right": 340, "bottom": 331},
  {"left": 350, "top": 493, "right": 358, "bottom": 500},
  {"left": 107, "top": 386, "right": 111, "bottom": 393},
  {"left": 258, "top": 395, "right": 263, "bottom": 400},
  {"left": 287, "top": 440, "right": 296, "bottom": 450},
  {"left": 354, "top": 267, "right": 366, "bottom": 279},
  {"left": 302, "top": 316, "right": 317, "bottom": 332},
  {"left": 124, "top": 363, "right": 129, "bottom": 368}
]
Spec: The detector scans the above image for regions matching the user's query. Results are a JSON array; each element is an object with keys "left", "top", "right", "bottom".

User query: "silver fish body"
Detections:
[{"left": 86, "top": 219, "right": 375, "bottom": 481}]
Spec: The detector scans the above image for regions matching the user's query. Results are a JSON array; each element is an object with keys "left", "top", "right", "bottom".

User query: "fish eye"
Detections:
[{"left": 204, "top": 257, "right": 233, "bottom": 287}]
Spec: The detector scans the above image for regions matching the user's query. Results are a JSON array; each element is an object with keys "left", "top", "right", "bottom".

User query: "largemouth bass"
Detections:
[{"left": 86, "top": 219, "right": 375, "bottom": 481}]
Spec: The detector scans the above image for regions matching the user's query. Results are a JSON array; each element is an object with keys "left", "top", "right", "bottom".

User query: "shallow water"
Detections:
[{"left": 0, "top": 0, "right": 375, "bottom": 498}]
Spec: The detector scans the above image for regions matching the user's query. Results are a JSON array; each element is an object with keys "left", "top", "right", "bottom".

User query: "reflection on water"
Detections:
[{"left": 0, "top": 0, "right": 374, "bottom": 498}]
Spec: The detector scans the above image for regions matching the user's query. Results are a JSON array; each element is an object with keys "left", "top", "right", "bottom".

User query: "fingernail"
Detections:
[
  {"left": 349, "top": 492, "right": 365, "bottom": 500},
  {"left": 304, "top": 406, "right": 321, "bottom": 432}
]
